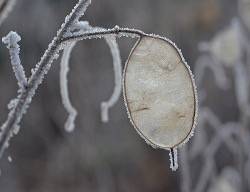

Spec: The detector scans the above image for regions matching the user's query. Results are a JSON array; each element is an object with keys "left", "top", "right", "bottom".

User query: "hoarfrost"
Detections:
[
  {"left": 101, "top": 37, "right": 122, "bottom": 123},
  {"left": 60, "top": 41, "right": 77, "bottom": 132},
  {"left": 13, "top": 125, "right": 20, "bottom": 135},
  {"left": 2, "top": 31, "right": 27, "bottom": 91},
  {"left": 7, "top": 98, "right": 18, "bottom": 110},
  {"left": 169, "top": 148, "right": 178, "bottom": 171},
  {"left": 73, "top": 21, "right": 89, "bottom": 30}
]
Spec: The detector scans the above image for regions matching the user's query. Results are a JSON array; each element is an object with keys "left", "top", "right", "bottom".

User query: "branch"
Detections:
[
  {"left": 60, "top": 27, "right": 144, "bottom": 43},
  {"left": 2, "top": 31, "right": 27, "bottom": 91},
  {"left": 0, "top": 0, "right": 92, "bottom": 158}
]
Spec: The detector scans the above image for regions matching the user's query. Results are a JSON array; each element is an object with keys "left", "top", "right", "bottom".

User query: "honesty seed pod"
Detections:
[{"left": 123, "top": 35, "right": 198, "bottom": 171}]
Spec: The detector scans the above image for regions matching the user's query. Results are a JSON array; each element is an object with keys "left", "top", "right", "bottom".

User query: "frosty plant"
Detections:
[{"left": 0, "top": 0, "right": 198, "bottom": 171}]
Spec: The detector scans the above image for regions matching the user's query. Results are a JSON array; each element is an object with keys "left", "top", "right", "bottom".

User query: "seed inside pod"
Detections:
[{"left": 123, "top": 35, "right": 197, "bottom": 149}]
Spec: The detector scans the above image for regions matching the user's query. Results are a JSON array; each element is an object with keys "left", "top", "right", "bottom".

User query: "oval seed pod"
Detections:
[{"left": 123, "top": 35, "right": 197, "bottom": 169}]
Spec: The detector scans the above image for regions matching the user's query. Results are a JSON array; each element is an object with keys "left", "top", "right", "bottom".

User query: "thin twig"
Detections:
[{"left": 60, "top": 27, "right": 144, "bottom": 44}]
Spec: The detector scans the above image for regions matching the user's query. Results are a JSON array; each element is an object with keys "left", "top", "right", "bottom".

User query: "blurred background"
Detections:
[{"left": 0, "top": 0, "right": 249, "bottom": 192}]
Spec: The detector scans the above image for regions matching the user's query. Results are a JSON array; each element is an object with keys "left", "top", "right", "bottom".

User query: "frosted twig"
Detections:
[
  {"left": 0, "top": 0, "right": 16, "bottom": 27},
  {"left": 2, "top": 31, "right": 27, "bottom": 91},
  {"left": 60, "top": 41, "right": 77, "bottom": 132},
  {"left": 169, "top": 148, "right": 178, "bottom": 171},
  {"left": 0, "top": 0, "right": 92, "bottom": 158},
  {"left": 60, "top": 27, "right": 144, "bottom": 43},
  {"left": 101, "top": 36, "right": 122, "bottom": 123},
  {"left": 72, "top": 21, "right": 90, "bottom": 30}
]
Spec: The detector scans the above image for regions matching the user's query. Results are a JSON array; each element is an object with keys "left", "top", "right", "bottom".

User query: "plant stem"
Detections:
[
  {"left": 0, "top": 0, "right": 92, "bottom": 158},
  {"left": 60, "top": 28, "right": 144, "bottom": 43}
]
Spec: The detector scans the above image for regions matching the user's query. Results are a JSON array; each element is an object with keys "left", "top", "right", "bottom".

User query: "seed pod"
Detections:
[{"left": 123, "top": 35, "right": 197, "bottom": 169}]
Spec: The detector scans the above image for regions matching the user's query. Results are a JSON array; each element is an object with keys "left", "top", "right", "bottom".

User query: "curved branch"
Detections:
[
  {"left": 60, "top": 41, "right": 78, "bottom": 132},
  {"left": 101, "top": 36, "right": 122, "bottom": 123}
]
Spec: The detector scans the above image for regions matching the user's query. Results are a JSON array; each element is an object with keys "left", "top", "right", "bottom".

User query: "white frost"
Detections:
[
  {"left": 2, "top": 31, "right": 27, "bottom": 91},
  {"left": 60, "top": 41, "right": 78, "bottom": 132},
  {"left": 169, "top": 148, "right": 178, "bottom": 171},
  {"left": 101, "top": 36, "right": 122, "bottom": 123}
]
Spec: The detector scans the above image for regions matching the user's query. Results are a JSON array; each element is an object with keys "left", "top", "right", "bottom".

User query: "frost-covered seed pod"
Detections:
[{"left": 123, "top": 35, "right": 198, "bottom": 170}]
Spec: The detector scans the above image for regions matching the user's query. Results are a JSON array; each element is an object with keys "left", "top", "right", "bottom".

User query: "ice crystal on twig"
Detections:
[
  {"left": 169, "top": 148, "right": 178, "bottom": 171},
  {"left": 2, "top": 31, "right": 27, "bottom": 91}
]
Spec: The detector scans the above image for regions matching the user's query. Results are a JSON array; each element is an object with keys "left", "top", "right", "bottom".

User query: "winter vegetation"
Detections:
[
  {"left": 0, "top": 0, "right": 249, "bottom": 192},
  {"left": 0, "top": 0, "right": 197, "bottom": 172}
]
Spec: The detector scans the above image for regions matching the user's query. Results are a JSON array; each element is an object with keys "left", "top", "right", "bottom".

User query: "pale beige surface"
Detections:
[{"left": 124, "top": 36, "right": 195, "bottom": 149}]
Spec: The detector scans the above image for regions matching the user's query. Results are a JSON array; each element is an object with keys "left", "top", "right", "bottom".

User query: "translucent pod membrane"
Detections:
[{"left": 123, "top": 35, "right": 197, "bottom": 171}]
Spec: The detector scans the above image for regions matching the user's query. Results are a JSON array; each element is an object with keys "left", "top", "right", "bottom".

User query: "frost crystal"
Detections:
[
  {"left": 13, "top": 125, "right": 20, "bottom": 135},
  {"left": 169, "top": 148, "right": 178, "bottom": 171},
  {"left": 73, "top": 21, "right": 89, "bottom": 30},
  {"left": 2, "top": 31, "right": 27, "bottom": 91},
  {"left": 7, "top": 99, "right": 18, "bottom": 110}
]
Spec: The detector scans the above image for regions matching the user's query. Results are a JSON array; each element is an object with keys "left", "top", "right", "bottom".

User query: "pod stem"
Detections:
[{"left": 169, "top": 148, "right": 178, "bottom": 171}]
